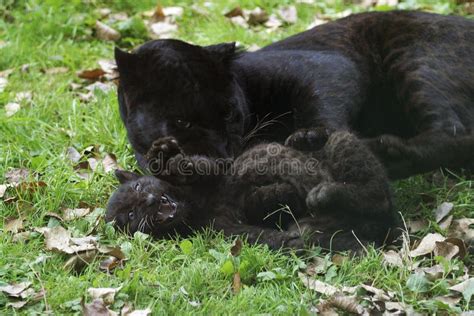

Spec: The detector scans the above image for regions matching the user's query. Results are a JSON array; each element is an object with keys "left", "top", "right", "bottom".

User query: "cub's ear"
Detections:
[
  {"left": 204, "top": 42, "right": 236, "bottom": 63},
  {"left": 114, "top": 47, "right": 137, "bottom": 71},
  {"left": 115, "top": 169, "right": 141, "bottom": 184}
]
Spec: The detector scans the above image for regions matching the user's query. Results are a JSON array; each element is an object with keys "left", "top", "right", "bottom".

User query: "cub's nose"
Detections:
[{"left": 146, "top": 193, "right": 156, "bottom": 206}]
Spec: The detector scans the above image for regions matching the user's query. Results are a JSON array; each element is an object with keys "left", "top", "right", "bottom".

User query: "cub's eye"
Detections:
[
  {"left": 128, "top": 211, "right": 135, "bottom": 220},
  {"left": 134, "top": 182, "right": 141, "bottom": 191},
  {"left": 176, "top": 119, "right": 191, "bottom": 129},
  {"left": 160, "top": 195, "right": 169, "bottom": 204}
]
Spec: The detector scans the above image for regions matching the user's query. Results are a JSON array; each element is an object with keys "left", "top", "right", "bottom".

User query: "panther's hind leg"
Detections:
[{"left": 367, "top": 131, "right": 474, "bottom": 179}]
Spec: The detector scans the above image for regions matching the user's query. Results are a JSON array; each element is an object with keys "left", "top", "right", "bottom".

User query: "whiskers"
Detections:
[
  {"left": 242, "top": 112, "right": 292, "bottom": 146},
  {"left": 137, "top": 215, "right": 153, "bottom": 233}
]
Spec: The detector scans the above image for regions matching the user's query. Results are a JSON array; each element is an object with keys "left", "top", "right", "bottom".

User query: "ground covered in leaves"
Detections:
[{"left": 1, "top": 0, "right": 473, "bottom": 314}]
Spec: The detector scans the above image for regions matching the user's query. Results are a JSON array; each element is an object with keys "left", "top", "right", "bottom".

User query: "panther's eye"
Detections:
[
  {"left": 160, "top": 195, "right": 169, "bottom": 204},
  {"left": 176, "top": 119, "right": 191, "bottom": 128},
  {"left": 133, "top": 182, "right": 141, "bottom": 191},
  {"left": 224, "top": 110, "right": 234, "bottom": 121},
  {"left": 128, "top": 211, "right": 135, "bottom": 220}
]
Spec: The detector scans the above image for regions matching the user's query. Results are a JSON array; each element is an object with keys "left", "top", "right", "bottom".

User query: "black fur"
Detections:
[
  {"left": 115, "top": 11, "right": 474, "bottom": 179},
  {"left": 106, "top": 131, "right": 398, "bottom": 252}
]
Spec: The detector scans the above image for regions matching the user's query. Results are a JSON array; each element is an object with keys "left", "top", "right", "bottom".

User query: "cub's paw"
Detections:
[
  {"left": 306, "top": 182, "right": 341, "bottom": 212},
  {"left": 146, "top": 137, "right": 184, "bottom": 175},
  {"left": 276, "top": 230, "right": 305, "bottom": 250},
  {"left": 285, "top": 127, "right": 331, "bottom": 151}
]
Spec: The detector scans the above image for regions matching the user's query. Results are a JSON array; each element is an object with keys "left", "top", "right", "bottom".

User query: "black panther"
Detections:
[
  {"left": 115, "top": 10, "right": 474, "bottom": 179},
  {"left": 106, "top": 131, "right": 397, "bottom": 252}
]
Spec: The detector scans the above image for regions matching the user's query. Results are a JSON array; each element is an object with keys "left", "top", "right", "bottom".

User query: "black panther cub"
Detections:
[
  {"left": 106, "top": 131, "right": 397, "bottom": 252},
  {"left": 115, "top": 10, "right": 474, "bottom": 180}
]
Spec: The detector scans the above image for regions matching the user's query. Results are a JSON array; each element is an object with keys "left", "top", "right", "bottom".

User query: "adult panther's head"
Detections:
[{"left": 115, "top": 39, "right": 248, "bottom": 169}]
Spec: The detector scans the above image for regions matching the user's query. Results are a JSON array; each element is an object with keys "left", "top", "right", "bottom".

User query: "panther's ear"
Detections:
[
  {"left": 115, "top": 169, "right": 141, "bottom": 184},
  {"left": 204, "top": 42, "right": 236, "bottom": 63},
  {"left": 114, "top": 47, "right": 137, "bottom": 71}
]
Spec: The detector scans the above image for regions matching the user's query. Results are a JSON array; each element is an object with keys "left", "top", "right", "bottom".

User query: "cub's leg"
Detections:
[
  {"left": 287, "top": 215, "right": 396, "bottom": 253},
  {"left": 307, "top": 131, "right": 394, "bottom": 218},
  {"left": 146, "top": 137, "right": 225, "bottom": 185},
  {"left": 212, "top": 215, "right": 304, "bottom": 250},
  {"left": 241, "top": 182, "right": 306, "bottom": 227},
  {"left": 284, "top": 127, "right": 332, "bottom": 152}
]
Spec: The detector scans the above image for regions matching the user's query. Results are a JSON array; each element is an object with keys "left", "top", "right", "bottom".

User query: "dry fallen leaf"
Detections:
[
  {"left": 298, "top": 272, "right": 338, "bottom": 295},
  {"left": 384, "top": 301, "right": 407, "bottom": 314},
  {"left": 318, "top": 294, "right": 366, "bottom": 315},
  {"left": 264, "top": 15, "right": 282, "bottom": 30},
  {"left": 0, "top": 184, "right": 7, "bottom": 198},
  {"left": 88, "top": 287, "right": 121, "bottom": 305},
  {"left": 6, "top": 301, "right": 28, "bottom": 309},
  {"left": 121, "top": 304, "right": 152, "bottom": 316},
  {"left": 449, "top": 278, "right": 474, "bottom": 302},
  {"left": 306, "top": 257, "right": 330, "bottom": 275},
  {"left": 376, "top": 0, "right": 399, "bottom": 6},
  {"left": 84, "top": 81, "right": 115, "bottom": 94},
  {"left": 434, "top": 295, "right": 462, "bottom": 307},
  {"left": 42, "top": 67, "right": 69, "bottom": 75},
  {"left": 407, "top": 218, "right": 429, "bottom": 233},
  {"left": 409, "top": 233, "right": 445, "bottom": 257},
  {"left": 97, "top": 59, "right": 118, "bottom": 80},
  {"left": 232, "top": 272, "right": 242, "bottom": 294},
  {"left": 67, "top": 147, "right": 81, "bottom": 164},
  {"left": 102, "top": 153, "right": 119, "bottom": 173},
  {"left": 278, "top": 6, "right": 298, "bottom": 24},
  {"left": 224, "top": 6, "right": 244, "bottom": 18},
  {"left": 77, "top": 68, "right": 106, "bottom": 80},
  {"left": 162, "top": 6, "right": 184, "bottom": 18},
  {"left": 247, "top": 44, "right": 261, "bottom": 52},
  {"left": 43, "top": 225, "right": 97, "bottom": 254},
  {"left": 415, "top": 264, "right": 444, "bottom": 281},
  {"left": 12, "top": 231, "right": 33, "bottom": 243},
  {"left": 230, "top": 239, "right": 243, "bottom": 257},
  {"left": 63, "top": 208, "right": 91, "bottom": 221},
  {"left": 247, "top": 7, "right": 269, "bottom": 26},
  {"left": 0, "top": 77, "right": 8, "bottom": 93},
  {"left": 0, "top": 282, "right": 32, "bottom": 298},
  {"left": 82, "top": 299, "right": 118, "bottom": 316},
  {"left": 95, "top": 21, "right": 121, "bottom": 41},
  {"left": 149, "top": 21, "right": 178, "bottom": 39},
  {"left": 434, "top": 240, "right": 459, "bottom": 260},
  {"left": 5, "top": 168, "right": 30, "bottom": 184},
  {"left": 5, "top": 102, "right": 20, "bottom": 117},
  {"left": 229, "top": 16, "right": 248, "bottom": 28},
  {"left": 99, "top": 256, "right": 123, "bottom": 272},
  {"left": 63, "top": 250, "right": 98, "bottom": 272},
  {"left": 448, "top": 218, "right": 474, "bottom": 245},
  {"left": 14, "top": 91, "right": 32, "bottom": 104},
  {"left": 439, "top": 215, "right": 453, "bottom": 230},
  {"left": 382, "top": 250, "right": 403, "bottom": 267},
  {"left": 360, "top": 284, "right": 393, "bottom": 302},
  {"left": 434, "top": 202, "right": 454, "bottom": 223},
  {"left": 5, "top": 217, "right": 24, "bottom": 233}
]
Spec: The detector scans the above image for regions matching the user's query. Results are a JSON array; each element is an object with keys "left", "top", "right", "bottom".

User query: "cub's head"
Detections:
[
  {"left": 106, "top": 170, "right": 192, "bottom": 238},
  {"left": 115, "top": 39, "right": 247, "bottom": 168}
]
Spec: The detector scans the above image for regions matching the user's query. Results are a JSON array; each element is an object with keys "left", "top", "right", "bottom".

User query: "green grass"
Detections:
[{"left": 0, "top": 0, "right": 473, "bottom": 314}]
